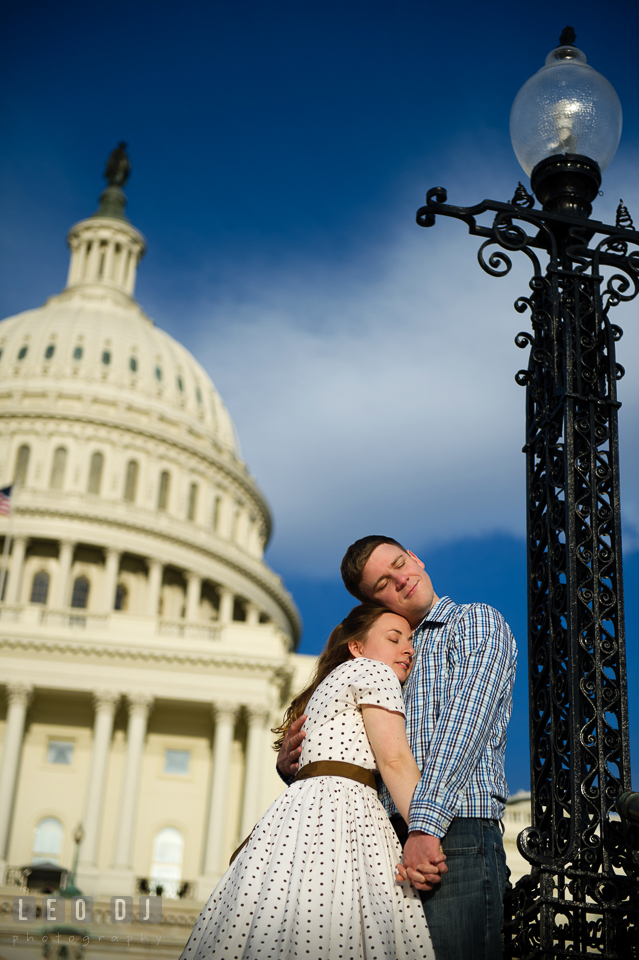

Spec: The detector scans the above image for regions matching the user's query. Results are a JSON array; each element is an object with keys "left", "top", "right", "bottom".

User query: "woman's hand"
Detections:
[{"left": 276, "top": 714, "right": 307, "bottom": 779}]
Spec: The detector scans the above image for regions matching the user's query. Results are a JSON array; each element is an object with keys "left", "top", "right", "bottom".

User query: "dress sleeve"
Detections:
[{"left": 350, "top": 660, "right": 406, "bottom": 716}]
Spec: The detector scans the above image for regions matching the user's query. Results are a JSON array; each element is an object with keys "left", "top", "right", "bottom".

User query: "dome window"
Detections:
[
  {"left": 71, "top": 576, "right": 90, "bottom": 609},
  {"left": 187, "top": 482, "right": 198, "bottom": 522},
  {"left": 158, "top": 471, "right": 170, "bottom": 511},
  {"left": 17, "top": 346, "right": 28, "bottom": 361},
  {"left": 30, "top": 571, "right": 50, "bottom": 605},
  {"left": 73, "top": 345, "right": 83, "bottom": 361},
  {"left": 123, "top": 459, "right": 139, "bottom": 502},
  {"left": 129, "top": 357, "right": 138, "bottom": 373},
  {"left": 49, "top": 447, "right": 67, "bottom": 490},
  {"left": 196, "top": 387, "right": 202, "bottom": 404},
  {"left": 212, "top": 496, "right": 222, "bottom": 532},
  {"left": 44, "top": 344, "right": 55, "bottom": 360},
  {"left": 102, "top": 350, "right": 111, "bottom": 365},
  {"left": 0, "top": 349, "right": 3, "bottom": 361},
  {"left": 14, "top": 444, "right": 30, "bottom": 486},
  {"left": 115, "top": 583, "right": 128, "bottom": 611},
  {"left": 177, "top": 376, "right": 184, "bottom": 392},
  {"left": 155, "top": 366, "right": 163, "bottom": 381},
  {"left": 88, "top": 451, "right": 104, "bottom": 494}
]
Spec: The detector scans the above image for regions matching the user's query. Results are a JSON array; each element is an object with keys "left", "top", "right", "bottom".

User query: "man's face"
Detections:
[{"left": 359, "top": 543, "right": 438, "bottom": 628}]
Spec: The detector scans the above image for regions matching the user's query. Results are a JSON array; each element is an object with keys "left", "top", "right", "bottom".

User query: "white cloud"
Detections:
[{"left": 182, "top": 180, "right": 639, "bottom": 577}]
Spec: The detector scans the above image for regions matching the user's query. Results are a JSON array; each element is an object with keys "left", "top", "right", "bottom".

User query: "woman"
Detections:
[{"left": 178, "top": 604, "right": 437, "bottom": 960}]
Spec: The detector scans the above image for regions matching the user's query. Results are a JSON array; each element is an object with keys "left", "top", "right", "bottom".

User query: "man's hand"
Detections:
[
  {"left": 276, "top": 714, "right": 306, "bottom": 779},
  {"left": 395, "top": 860, "right": 441, "bottom": 887},
  {"left": 401, "top": 831, "right": 447, "bottom": 891}
]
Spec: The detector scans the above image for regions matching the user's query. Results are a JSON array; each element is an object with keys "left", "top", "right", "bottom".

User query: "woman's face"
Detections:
[{"left": 348, "top": 612, "right": 415, "bottom": 683}]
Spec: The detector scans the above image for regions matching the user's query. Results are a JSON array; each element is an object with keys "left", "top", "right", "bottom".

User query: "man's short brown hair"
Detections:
[{"left": 340, "top": 535, "right": 407, "bottom": 602}]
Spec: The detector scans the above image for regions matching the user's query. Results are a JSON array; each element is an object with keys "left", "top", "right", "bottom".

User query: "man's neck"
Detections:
[{"left": 409, "top": 593, "right": 440, "bottom": 630}]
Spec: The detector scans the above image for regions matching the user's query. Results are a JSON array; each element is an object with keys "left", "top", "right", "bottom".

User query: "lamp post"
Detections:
[
  {"left": 417, "top": 27, "right": 638, "bottom": 959},
  {"left": 60, "top": 823, "right": 84, "bottom": 898}
]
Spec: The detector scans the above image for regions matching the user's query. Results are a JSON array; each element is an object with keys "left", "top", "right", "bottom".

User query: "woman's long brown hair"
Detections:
[{"left": 272, "top": 603, "right": 392, "bottom": 750}]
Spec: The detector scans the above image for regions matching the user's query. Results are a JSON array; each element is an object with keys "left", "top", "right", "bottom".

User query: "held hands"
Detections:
[
  {"left": 276, "top": 714, "right": 307, "bottom": 778},
  {"left": 396, "top": 832, "right": 447, "bottom": 891}
]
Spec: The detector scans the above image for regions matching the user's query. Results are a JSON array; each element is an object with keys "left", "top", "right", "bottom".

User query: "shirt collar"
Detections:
[{"left": 413, "top": 596, "right": 456, "bottom": 634}]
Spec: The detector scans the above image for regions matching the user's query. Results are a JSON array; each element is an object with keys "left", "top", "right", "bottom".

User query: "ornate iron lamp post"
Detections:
[{"left": 417, "top": 27, "right": 638, "bottom": 959}]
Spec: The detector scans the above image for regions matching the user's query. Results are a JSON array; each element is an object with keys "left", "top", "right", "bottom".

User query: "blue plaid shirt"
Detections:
[{"left": 380, "top": 596, "right": 517, "bottom": 838}]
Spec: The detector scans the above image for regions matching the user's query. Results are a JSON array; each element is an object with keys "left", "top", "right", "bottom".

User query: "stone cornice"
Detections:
[
  {"left": 67, "top": 215, "right": 146, "bottom": 244},
  {"left": 0, "top": 634, "right": 294, "bottom": 680}
]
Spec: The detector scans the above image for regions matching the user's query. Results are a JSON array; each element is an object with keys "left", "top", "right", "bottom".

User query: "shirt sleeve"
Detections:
[
  {"left": 275, "top": 763, "right": 295, "bottom": 787},
  {"left": 350, "top": 660, "right": 406, "bottom": 715},
  {"left": 408, "top": 605, "right": 516, "bottom": 837}
]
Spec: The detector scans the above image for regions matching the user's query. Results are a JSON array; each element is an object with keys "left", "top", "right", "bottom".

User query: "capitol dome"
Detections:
[
  {"left": 0, "top": 293, "right": 240, "bottom": 457},
  {"left": 0, "top": 154, "right": 299, "bottom": 639},
  {"left": 0, "top": 148, "right": 310, "bottom": 920},
  {"left": 0, "top": 222, "right": 240, "bottom": 458}
]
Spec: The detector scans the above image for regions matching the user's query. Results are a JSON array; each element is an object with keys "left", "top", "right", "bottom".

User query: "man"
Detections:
[{"left": 278, "top": 536, "right": 517, "bottom": 960}]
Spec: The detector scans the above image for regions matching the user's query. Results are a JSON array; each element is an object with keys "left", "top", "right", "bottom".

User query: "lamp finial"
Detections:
[{"left": 559, "top": 26, "right": 577, "bottom": 47}]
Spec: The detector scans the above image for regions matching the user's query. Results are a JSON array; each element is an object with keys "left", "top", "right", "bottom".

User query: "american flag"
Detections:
[{"left": 0, "top": 485, "right": 12, "bottom": 516}]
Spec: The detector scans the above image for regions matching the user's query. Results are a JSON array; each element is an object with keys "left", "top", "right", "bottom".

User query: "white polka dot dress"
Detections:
[{"left": 178, "top": 658, "right": 435, "bottom": 960}]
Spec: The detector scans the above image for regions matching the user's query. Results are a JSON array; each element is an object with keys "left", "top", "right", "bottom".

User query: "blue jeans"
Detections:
[{"left": 419, "top": 818, "right": 507, "bottom": 960}]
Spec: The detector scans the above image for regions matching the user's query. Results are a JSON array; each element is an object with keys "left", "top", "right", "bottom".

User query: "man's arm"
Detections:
[
  {"left": 276, "top": 714, "right": 306, "bottom": 781},
  {"left": 408, "top": 606, "right": 516, "bottom": 839}
]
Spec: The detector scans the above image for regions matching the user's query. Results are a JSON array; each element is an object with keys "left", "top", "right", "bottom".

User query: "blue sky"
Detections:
[{"left": 1, "top": 0, "right": 638, "bottom": 793}]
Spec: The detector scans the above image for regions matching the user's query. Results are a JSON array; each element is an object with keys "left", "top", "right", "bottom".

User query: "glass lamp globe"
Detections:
[{"left": 510, "top": 38, "right": 622, "bottom": 177}]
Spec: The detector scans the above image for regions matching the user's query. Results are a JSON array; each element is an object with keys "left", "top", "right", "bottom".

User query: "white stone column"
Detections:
[
  {"left": 103, "top": 238, "right": 116, "bottom": 281},
  {"left": 216, "top": 494, "right": 232, "bottom": 538},
  {"left": 245, "top": 603, "right": 260, "bottom": 626},
  {"left": 53, "top": 540, "right": 75, "bottom": 607},
  {"left": 240, "top": 707, "right": 269, "bottom": 838},
  {"left": 86, "top": 235, "right": 101, "bottom": 280},
  {"left": 102, "top": 549, "right": 121, "bottom": 613},
  {"left": 123, "top": 243, "right": 142, "bottom": 297},
  {"left": 185, "top": 572, "right": 202, "bottom": 622},
  {"left": 6, "top": 537, "right": 27, "bottom": 604},
  {"left": 77, "top": 692, "right": 119, "bottom": 882},
  {"left": 218, "top": 587, "right": 234, "bottom": 624},
  {"left": 66, "top": 238, "right": 81, "bottom": 286},
  {"left": 0, "top": 683, "right": 33, "bottom": 864},
  {"left": 198, "top": 703, "right": 237, "bottom": 890},
  {"left": 146, "top": 559, "right": 163, "bottom": 617},
  {"left": 112, "top": 695, "right": 153, "bottom": 871},
  {"left": 113, "top": 243, "right": 127, "bottom": 288}
]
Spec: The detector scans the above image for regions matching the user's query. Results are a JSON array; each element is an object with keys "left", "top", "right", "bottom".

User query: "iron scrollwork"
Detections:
[{"left": 417, "top": 188, "right": 639, "bottom": 958}]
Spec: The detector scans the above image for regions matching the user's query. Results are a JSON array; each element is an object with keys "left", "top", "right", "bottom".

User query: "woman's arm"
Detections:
[{"left": 361, "top": 704, "right": 421, "bottom": 824}]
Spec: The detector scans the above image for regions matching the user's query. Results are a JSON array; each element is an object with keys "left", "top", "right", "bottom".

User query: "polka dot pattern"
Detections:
[{"left": 178, "top": 659, "right": 434, "bottom": 960}]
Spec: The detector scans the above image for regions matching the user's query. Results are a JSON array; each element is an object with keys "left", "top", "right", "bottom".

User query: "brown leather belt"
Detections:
[{"left": 293, "top": 760, "right": 377, "bottom": 790}]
